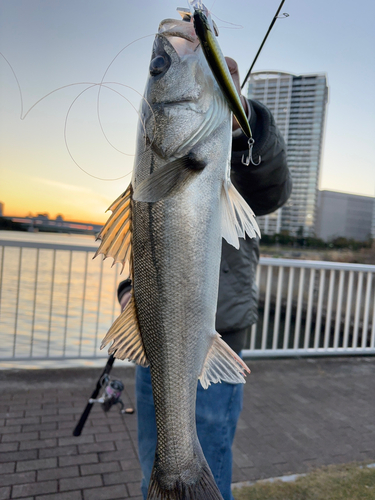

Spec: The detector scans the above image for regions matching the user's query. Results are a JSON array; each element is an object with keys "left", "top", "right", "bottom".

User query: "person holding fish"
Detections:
[{"left": 97, "top": 3, "right": 291, "bottom": 500}]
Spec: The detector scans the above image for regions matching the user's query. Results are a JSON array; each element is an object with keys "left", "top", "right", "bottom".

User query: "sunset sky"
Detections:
[{"left": 1, "top": 0, "right": 374, "bottom": 223}]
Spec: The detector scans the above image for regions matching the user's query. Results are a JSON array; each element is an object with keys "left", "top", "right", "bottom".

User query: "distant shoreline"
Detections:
[{"left": 0, "top": 215, "right": 102, "bottom": 236}]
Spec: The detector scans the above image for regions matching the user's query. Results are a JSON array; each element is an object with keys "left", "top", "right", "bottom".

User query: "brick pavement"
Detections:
[{"left": 0, "top": 356, "right": 374, "bottom": 499}]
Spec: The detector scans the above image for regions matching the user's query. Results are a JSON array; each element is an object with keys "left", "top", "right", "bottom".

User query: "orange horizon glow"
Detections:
[{"left": 1, "top": 201, "right": 108, "bottom": 226}]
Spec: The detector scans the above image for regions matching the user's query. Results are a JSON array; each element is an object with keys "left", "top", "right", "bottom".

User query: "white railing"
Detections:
[
  {"left": 0, "top": 239, "right": 120, "bottom": 362},
  {"left": 243, "top": 258, "right": 375, "bottom": 357},
  {"left": 0, "top": 239, "right": 374, "bottom": 364}
]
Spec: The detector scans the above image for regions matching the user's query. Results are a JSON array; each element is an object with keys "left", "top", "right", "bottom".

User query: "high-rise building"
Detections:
[
  {"left": 0, "top": 202, "right": 3, "bottom": 217},
  {"left": 247, "top": 72, "right": 328, "bottom": 236}
]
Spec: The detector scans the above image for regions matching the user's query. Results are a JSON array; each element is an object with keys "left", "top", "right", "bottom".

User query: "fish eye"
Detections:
[{"left": 149, "top": 55, "right": 170, "bottom": 76}]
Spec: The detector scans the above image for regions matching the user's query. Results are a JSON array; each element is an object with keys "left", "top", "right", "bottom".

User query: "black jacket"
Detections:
[
  {"left": 216, "top": 99, "right": 291, "bottom": 353},
  {"left": 117, "top": 99, "right": 290, "bottom": 353}
]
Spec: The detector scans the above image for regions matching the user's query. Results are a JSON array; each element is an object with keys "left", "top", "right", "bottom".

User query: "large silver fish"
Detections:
[{"left": 96, "top": 14, "right": 259, "bottom": 500}]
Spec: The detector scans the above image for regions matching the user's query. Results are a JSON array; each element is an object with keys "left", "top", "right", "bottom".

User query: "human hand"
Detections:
[{"left": 225, "top": 57, "right": 249, "bottom": 132}]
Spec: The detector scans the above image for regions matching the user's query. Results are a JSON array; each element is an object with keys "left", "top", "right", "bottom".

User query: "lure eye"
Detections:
[{"left": 149, "top": 55, "right": 170, "bottom": 76}]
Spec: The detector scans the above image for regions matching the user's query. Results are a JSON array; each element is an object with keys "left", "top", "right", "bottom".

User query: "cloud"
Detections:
[{"left": 35, "top": 178, "right": 93, "bottom": 193}]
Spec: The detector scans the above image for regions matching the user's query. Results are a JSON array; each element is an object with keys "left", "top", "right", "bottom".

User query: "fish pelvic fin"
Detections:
[
  {"left": 94, "top": 184, "right": 132, "bottom": 273},
  {"left": 100, "top": 294, "right": 149, "bottom": 366},
  {"left": 147, "top": 459, "right": 223, "bottom": 500},
  {"left": 221, "top": 180, "right": 260, "bottom": 248},
  {"left": 199, "top": 333, "right": 251, "bottom": 389}
]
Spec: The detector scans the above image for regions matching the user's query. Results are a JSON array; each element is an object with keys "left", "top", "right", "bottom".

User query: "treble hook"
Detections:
[{"left": 242, "top": 138, "right": 261, "bottom": 166}]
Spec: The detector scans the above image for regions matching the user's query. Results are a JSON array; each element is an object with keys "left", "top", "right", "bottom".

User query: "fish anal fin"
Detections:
[
  {"left": 95, "top": 184, "right": 132, "bottom": 271},
  {"left": 101, "top": 294, "right": 149, "bottom": 367},
  {"left": 199, "top": 333, "right": 250, "bottom": 389},
  {"left": 221, "top": 180, "right": 260, "bottom": 248},
  {"left": 133, "top": 154, "right": 206, "bottom": 203}
]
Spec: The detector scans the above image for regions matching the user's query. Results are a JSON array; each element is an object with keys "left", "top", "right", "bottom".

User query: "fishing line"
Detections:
[
  {"left": 96, "top": 33, "right": 156, "bottom": 156},
  {"left": 0, "top": 52, "right": 24, "bottom": 119},
  {"left": 0, "top": 73, "right": 151, "bottom": 181},
  {"left": 64, "top": 82, "right": 153, "bottom": 181},
  {"left": 0, "top": 55, "right": 101, "bottom": 122},
  {"left": 198, "top": 1, "right": 244, "bottom": 31},
  {"left": 0, "top": 33, "right": 157, "bottom": 182},
  {"left": 210, "top": 13, "right": 244, "bottom": 31}
]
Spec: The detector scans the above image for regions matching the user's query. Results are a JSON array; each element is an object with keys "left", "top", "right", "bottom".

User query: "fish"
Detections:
[{"left": 95, "top": 11, "right": 259, "bottom": 500}]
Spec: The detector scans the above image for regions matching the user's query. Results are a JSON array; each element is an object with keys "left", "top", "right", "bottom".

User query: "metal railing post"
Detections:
[
  {"left": 12, "top": 247, "right": 23, "bottom": 357},
  {"left": 1, "top": 240, "right": 375, "bottom": 362}
]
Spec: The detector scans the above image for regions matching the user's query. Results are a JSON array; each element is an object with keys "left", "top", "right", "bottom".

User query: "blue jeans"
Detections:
[{"left": 135, "top": 365, "right": 244, "bottom": 500}]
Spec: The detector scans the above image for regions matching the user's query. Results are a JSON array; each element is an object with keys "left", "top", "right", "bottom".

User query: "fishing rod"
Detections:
[
  {"left": 73, "top": 353, "right": 134, "bottom": 437},
  {"left": 73, "top": 354, "right": 116, "bottom": 436},
  {"left": 241, "top": 0, "right": 288, "bottom": 89}
]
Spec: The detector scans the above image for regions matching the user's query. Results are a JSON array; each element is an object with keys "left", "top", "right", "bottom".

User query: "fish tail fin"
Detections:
[{"left": 147, "top": 461, "right": 223, "bottom": 500}]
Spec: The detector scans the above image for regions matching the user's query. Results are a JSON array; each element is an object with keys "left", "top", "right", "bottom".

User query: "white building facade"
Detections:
[{"left": 247, "top": 72, "right": 328, "bottom": 236}]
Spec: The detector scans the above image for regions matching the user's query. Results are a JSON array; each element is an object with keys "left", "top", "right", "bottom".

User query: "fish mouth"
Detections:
[
  {"left": 157, "top": 99, "right": 202, "bottom": 108},
  {"left": 159, "top": 19, "right": 196, "bottom": 42},
  {"left": 158, "top": 18, "right": 200, "bottom": 56}
]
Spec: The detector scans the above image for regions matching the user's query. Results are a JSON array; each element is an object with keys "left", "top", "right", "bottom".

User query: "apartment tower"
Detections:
[{"left": 247, "top": 72, "right": 328, "bottom": 236}]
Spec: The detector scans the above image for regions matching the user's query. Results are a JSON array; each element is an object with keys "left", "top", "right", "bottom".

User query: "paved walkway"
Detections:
[{"left": 0, "top": 356, "right": 374, "bottom": 499}]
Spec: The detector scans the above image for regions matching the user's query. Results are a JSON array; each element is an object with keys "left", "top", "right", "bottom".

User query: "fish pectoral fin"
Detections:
[
  {"left": 132, "top": 154, "right": 206, "bottom": 202},
  {"left": 221, "top": 180, "right": 260, "bottom": 248},
  {"left": 100, "top": 294, "right": 149, "bottom": 366},
  {"left": 199, "top": 333, "right": 250, "bottom": 389},
  {"left": 94, "top": 184, "right": 132, "bottom": 273}
]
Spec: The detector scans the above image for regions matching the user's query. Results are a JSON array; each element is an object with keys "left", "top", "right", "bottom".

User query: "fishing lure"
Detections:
[{"left": 183, "top": 1, "right": 260, "bottom": 166}]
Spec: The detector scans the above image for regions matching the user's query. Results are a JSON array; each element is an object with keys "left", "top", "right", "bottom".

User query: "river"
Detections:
[{"left": 0, "top": 230, "right": 127, "bottom": 369}]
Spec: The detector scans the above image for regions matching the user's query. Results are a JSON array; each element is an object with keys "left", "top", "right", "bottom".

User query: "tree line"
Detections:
[{"left": 261, "top": 230, "right": 373, "bottom": 251}]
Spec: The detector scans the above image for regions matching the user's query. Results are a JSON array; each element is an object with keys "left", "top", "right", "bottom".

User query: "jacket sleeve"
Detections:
[{"left": 230, "top": 99, "right": 292, "bottom": 216}]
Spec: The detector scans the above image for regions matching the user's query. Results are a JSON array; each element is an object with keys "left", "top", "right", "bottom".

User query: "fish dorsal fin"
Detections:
[
  {"left": 221, "top": 180, "right": 260, "bottom": 248},
  {"left": 94, "top": 184, "right": 132, "bottom": 272},
  {"left": 101, "top": 294, "right": 149, "bottom": 366},
  {"left": 133, "top": 154, "right": 206, "bottom": 203},
  {"left": 199, "top": 333, "right": 250, "bottom": 389}
]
